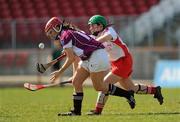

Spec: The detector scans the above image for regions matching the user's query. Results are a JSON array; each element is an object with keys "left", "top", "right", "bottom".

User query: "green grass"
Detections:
[{"left": 0, "top": 87, "right": 180, "bottom": 122}]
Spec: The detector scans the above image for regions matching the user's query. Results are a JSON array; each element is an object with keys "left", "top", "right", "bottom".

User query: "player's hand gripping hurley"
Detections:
[{"left": 36, "top": 52, "right": 66, "bottom": 73}]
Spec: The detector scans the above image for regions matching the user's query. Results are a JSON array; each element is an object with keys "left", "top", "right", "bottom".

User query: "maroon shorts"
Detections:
[{"left": 111, "top": 54, "right": 133, "bottom": 79}]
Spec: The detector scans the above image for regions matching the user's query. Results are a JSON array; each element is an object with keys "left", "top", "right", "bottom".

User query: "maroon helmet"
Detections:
[{"left": 45, "top": 17, "right": 62, "bottom": 33}]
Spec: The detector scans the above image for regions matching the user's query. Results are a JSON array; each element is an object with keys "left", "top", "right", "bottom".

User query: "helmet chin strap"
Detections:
[
  {"left": 92, "top": 25, "right": 105, "bottom": 36},
  {"left": 92, "top": 31, "right": 100, "bottom": 36},
  {"left": 53, "top": 24, "right": 62, "bottom": 33},
  {"left": 53, "top": 19, "right": 65, "bottom": 40},
  {"left": 49, "top": 28, "right": 61, "bottom": 40},
  {"left": 92, "top": 29, "right": 104, "bottom": 36},
  {"left": 55, "top": 34, "right": 59, "bottom": 40}
]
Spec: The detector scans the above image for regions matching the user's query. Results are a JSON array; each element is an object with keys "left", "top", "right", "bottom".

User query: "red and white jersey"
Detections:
[{"left": 99, "top": 27, "right": 130, "bottom": 61}]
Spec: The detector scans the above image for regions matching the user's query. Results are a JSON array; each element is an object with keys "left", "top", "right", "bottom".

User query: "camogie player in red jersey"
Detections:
[
  {"left": 45, "top": 17, "right": 135, "bottom": 116},
  {"left": 87, "top": 15, "right": 164, "bottom": 115}
]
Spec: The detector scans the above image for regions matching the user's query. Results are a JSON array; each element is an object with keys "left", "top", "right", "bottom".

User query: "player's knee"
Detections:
[
  {"left": 94, "top": 86, "right": 105, "bottom": 92},
  {"left": 72, "top": 80, "right": 82, "bottom": 88}
]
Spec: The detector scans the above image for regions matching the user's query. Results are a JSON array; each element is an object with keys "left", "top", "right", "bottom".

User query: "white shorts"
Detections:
[{"left": 79, "top": 49, "right": 110, "bottom": 72}]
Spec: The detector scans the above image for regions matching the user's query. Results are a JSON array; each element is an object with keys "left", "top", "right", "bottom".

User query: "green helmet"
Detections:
[{"left": 88, "top": 15, "right": 107, "bottom": 27}]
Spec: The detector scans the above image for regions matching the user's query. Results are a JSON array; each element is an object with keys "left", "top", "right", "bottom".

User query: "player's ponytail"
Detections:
[{"left": 62, "top": 21, "right": 82, "bottom": 31}]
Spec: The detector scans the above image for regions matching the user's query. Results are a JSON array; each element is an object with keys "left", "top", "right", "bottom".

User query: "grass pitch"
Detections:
[{"left": 0, "top": 87, "right": 180, "bottom": 122}]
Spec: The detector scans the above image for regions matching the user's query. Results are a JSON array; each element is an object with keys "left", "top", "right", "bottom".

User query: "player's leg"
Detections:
[
  {"left": 88, "top": 49, "right": 135, "bottom": 115},
  {"left": 86, "top": 49, "right": 110, "bottom": 115},
  {"left": 120, "top": 78, "right": 163, "bottom": 105},
  {"left": 88, "top": 72, "right": 135, "bottom": 115},
  {"left": 120, "top": 78, "right": 152, "bottom": 93},
  {"left": 88, "top": 54, "right": 135, "bottom": 115},
  {"left": 105, "top": 73, "right": 135, "bottom": 108},
  {"left": 90, "top": 71, "right": 108, "bottom": 92},
  {"left": 87, "top": 49, "right": 110, "bottom": 115},
  {"left": 58, "top": 66, "right": 89, "bottom": 116},
  {"left": 105, "top": 54, "right": 135, "bottom": 103},
  {"left": 117, "top": 54, "right": 163, "bottom": 105},
  {"left": 89, "top": 71, "right": 109, "bottom": 115}
]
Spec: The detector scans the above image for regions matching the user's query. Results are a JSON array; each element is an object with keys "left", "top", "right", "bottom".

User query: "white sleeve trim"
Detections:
[{"left": 63, "top": 39, "right": 72, "bottom": 49}]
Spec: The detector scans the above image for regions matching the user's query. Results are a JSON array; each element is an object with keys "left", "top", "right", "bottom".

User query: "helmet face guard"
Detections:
[
  {"left": 45, "top": 17, "right": 64, "bottom": 40},
  {"left": 46, "top": 29, "right": 58, "bottom": 40}
]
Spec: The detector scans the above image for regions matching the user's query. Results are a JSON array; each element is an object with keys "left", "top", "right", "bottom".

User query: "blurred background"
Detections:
[{"left": 0, "top": 0, "right": 180, "bottom": 87}]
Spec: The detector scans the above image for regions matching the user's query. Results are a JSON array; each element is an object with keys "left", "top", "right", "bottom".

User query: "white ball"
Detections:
[{"left": 38, "top": 43, "right": 45, "bottom": 49}]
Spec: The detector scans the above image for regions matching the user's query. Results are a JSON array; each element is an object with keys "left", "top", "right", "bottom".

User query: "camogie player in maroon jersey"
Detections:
[
  {"left": 87, "top": 15, "right": 164, "bottom": 115},
  {"left": 45, "top": 17, "right": 135, "bottom": 116}
]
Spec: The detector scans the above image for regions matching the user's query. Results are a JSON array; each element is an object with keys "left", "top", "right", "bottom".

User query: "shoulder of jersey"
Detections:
[{"left": 89, "top": 35, "right": 96, "bottom": 39}]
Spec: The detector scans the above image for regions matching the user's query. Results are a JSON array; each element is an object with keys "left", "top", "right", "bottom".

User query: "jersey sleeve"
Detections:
[
  {"left": 89, "top": 35, "right": 96, "bottom": 39},
  {"left": 103, "top": 27, "right": 118, "bottom": 41},
  {"left": 63, "top": 39, "right": 73, "bottom": 49},
  {"left": 61, "top": 31, "right": 73, "bottom": 49}
]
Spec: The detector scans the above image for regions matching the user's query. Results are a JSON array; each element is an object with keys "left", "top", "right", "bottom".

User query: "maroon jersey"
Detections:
[{"left": 59, "top": 30, "right": 104, "bottom": 60}]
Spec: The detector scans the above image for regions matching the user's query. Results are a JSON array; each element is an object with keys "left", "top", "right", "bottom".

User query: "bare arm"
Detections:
[
  {"left": 96, "top": 33, "right": 113, "bottom": 43},
  {"left": 50, "top": 48, "right": 76, "bottom": 82},
  {"left": 58, "top": 48, "right": 75, "bottom": 74}
]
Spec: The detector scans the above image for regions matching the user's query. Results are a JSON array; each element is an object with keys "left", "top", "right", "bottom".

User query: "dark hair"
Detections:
[{"left": 62, "top": 22, "right": 81, "bottom": 31}]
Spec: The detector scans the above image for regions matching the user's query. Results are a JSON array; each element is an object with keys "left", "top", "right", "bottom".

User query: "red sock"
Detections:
[
  {"left": 95, "top": 103, "right": 104, "bottom": 113},
  {"left": 147, "top": 86, "right": 156, "bottom": 94}
]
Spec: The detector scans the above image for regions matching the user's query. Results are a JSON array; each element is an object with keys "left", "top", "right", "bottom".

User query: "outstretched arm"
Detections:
[
  {"left": 50, "top": 48, "right": 75, "bottom": 82},
  {"left": 96, "top": 33, "right": 112, "bottom": 43}
]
